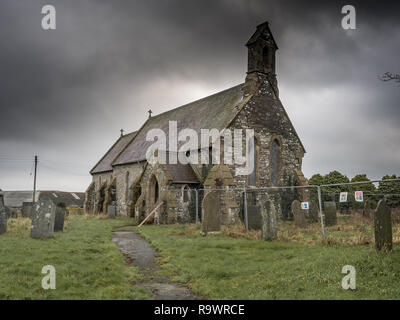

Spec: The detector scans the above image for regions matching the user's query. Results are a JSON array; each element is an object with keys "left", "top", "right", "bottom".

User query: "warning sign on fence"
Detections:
[
  {"left": 340, "top": 192, "right": 348, "bottom": 203},
  {"left": 301, "top": 202, "right": 309, "bottom": 210},
  {"left": 355, "top": 191, "right": 364, "bottom": 202}
]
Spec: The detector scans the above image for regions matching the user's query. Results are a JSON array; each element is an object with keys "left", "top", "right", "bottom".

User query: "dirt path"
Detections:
[{"left": 112, "top": 226, "right": 196, "bottom": 300}]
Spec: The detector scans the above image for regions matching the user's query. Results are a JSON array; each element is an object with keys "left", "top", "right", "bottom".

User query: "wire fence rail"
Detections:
[{"left": 188, "top": 178, "right": 400, "bottom": 241}]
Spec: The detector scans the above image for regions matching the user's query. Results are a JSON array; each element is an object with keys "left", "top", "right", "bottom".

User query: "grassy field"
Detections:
[
  {"left": 0, "top": 215, "right": 150, "bottom": 300},
  {"left": 136, "top": 222, "right": 400, "bottom": 299},
  {"left": 2, "top": 214, "right": 400, "bottom": 299}
]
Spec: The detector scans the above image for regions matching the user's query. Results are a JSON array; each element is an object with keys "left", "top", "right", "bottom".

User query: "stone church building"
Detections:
[{"left": 85, "top": 22, "right": 308, "bottom": 223}]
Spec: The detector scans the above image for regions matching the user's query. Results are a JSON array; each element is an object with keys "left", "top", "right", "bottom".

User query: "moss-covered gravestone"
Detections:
[
  {"left": 30, "top": 200, "right": 56, "bottom": 239},
  {"left": 54, "top": 204, "right": 66, "bottom": 232},
  {"left": 261, "top": 199, "right": 278, "bottom": 240},
  {"left": 0, "top": 194, "right": 7, "bottom": 235},
  {"left": 324, "top": 201, "right": 337, "bottom": 226},
  {"left": 374, "top": 199, "right": 392, "bottom": 251},
  {"left": 202, "top": 192, "right": 221, "bottom": 233},
  {"left": 291, "top": 200, "right": 306, "bottom": 228}
]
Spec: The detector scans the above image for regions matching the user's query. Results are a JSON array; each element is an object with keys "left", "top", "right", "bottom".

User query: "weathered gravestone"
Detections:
[
  {"left": 30, "top": 200, "right": 56, "bottom": 239},
  {"left": 261, "top": 199, "right": 278, "bottom": 240},
  {"left": 0, "top": 193, "right": 7, "bottom": 234},
  {"left": 108, "top": 205, "right": 116, "bottom": 219},
  {"left": 247, "top": 206, "right": 262, "bottom": 230},
  {"left": 292, "top": 200, "right": 306, "bottom": 228},
  {"left": 54, "top": 204, "right": 66, "bottom": 232},
  {"left": 374, "top": 199, "right": 392, "bottom": 251},
  {"left": 22, "top": 202, "right": 33, "bottom": 218},
  {"left": 324, "top": 201, "right": 337, "bottom": 226},
  {"left": 363, "top": 199, "right": 373, "bottom": 218},
  {"left": 202, "top": 192, "right": 221, "bottom": 233},
  {"left": 305, "top": 200, "right": 319, "bottom": 223}
]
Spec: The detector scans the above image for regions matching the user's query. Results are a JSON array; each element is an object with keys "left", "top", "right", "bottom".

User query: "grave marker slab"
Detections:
[
  {"left": 261, "top": 199, "right": 278, "bottom": 240},
  {"left": 202, "top": 192, "right": 221, "bottom": 233},
  {"left": 54, "top": 205, "right": 66, "bottom": 232},
  {"left": 292, "top": 200, "right": 306, "bottom": 228},
  {"left": 306, "top": 200, "right": 319, "bottom": 223},
  {"left": 0, "top": 194, "right": 7, "bottom": 234},
  {"left": 22, "top": 202, "right": 33, "bottom": 218},
  {"left": 30, "top": 200, "right": 56, "bottom": 239},
  {"left": 324, "top": 201, "right": 337, "bottom": 226},
  {"left": 374, "top": 199, "right": 392, "bottom": 251},
  {"left": 108, "top": 205, "right": 116, "bottom": 219},
  {"left": 247, "top": 204, "right": 262, "bottom": 230}
]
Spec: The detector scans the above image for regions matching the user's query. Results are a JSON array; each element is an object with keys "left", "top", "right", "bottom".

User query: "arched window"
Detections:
[
  {"left": 248, "top": 136, "right": 257, "bottom": 186},
  {"left": 154, "top": 180, "right": 159, "bottom": 203},
  {"left": 125, "top": 172, "right": 130, "bottom": 201},
  {"left": 271, "top": 139, "right": 280, "bottom": 186},
  {"left": 182, "top": 185, "right": 190, "bottom": 203}
]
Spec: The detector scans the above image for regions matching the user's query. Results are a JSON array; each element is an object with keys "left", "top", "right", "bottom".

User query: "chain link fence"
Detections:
[{"left": 184, "top": 178, "right": 400, "bottom": 244}]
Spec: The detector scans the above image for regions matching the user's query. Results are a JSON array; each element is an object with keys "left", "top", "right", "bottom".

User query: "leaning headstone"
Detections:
[
  {"left": 0, "top": 193, "right": 7, "bottom": 234},
  {"left": 324, "top": 201, "right": 337, "bottom": 226},
  {"left": 30, "top": 200, "right": 56, "bottom": 239},
  {"left": 261, "top": 199, "right": 278, "bottom": 240},
  {"left": 292, "top": 200, "right": 306, "bottom": 228},
  {"left": 374, "top": 199, "right": 392, "bottom": 251},
  {"left": 306, "top": 200, "right": 319, "bottom": 223},
  {"left": 54, "top": 204, "right": 66, "bottom": 232},
  {"left": 202, "top": 192, "right": 221, "bottom": 233},
  {"left": 108, "top": 205, "right": 116, "bottom": 219},
  {"left": 22, "top": 202, "right": 33, "bottom": 218},
  {"left": 363, "top": 199, "right": 373, "bottom": 218}
]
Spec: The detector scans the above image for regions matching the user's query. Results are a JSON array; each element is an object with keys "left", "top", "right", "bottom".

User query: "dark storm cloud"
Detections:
[{"left": 0, "top": 0, "right": 399, "bottom": 190}]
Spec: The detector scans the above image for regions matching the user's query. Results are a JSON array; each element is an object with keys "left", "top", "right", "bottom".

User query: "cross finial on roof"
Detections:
[
  {"left": 120, "top": 129, "right": 124, "bottom": 137},
  {"left": 148, "top": 109, "right": 153, "bottom": 118}
]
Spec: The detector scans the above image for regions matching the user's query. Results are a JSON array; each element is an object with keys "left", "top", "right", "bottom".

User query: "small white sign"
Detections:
[
  {"left": 355, "top": 191, "right": 364, "bottom": 202},
  {"left": 339, "top": 192, "right": 348, "bottom": 203},
  {"left": 301, "top": 202, "right": 309, "bottom": 210}
]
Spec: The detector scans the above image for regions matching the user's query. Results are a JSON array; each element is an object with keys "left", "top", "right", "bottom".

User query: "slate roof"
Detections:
[
  {"left": 39, "top": 191, "right": 85, "bottom": 207},
  {"left": 91, "top": 131, "right": 137, "bottom": 174},
  {"left": 2, "top": 191, "right": 40, "bottom": 208},
  {"left": 2, "top": 191, "right": 85, "bottom": 208},
  {"left": 112, "top": 84, "right": 245, "bottom": 166}
]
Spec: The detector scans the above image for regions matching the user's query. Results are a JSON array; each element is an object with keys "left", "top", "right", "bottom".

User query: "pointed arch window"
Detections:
[
  {"left": 125, "top": 172, "right": 130, "bottom": 201},
  {"left": 248, "top": 136, "right": 257, "bottom": 187},
  {"left": 271, "top": 139, "right": 280, "bottom": 186}
]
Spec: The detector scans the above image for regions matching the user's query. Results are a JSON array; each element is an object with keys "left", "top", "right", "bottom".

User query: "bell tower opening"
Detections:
[{"left": 245, "top": 21, "right": 279, "bottom": 97}]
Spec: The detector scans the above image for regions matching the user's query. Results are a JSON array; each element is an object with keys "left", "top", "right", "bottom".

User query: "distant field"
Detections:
[{"left": 0, "top": 215, "right": 150, "bottom": 300}]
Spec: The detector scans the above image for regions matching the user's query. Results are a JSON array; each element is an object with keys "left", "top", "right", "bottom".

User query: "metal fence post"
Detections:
[
  {"left": 195, "top": 189, "right": 199, "bottom": 225},
  {"left": 317, "top": 186, "right": 325, "bottom": 240},
  {"left": 243, "top": 187, "right": 248, "bottom": 233}
]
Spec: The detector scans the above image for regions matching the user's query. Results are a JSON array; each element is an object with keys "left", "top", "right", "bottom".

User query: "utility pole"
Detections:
[{"left": 33, "top": 155, "right": 38, "bottom": 204}]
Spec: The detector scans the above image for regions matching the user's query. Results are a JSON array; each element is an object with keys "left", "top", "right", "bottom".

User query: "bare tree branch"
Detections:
[{"left": 380, "top": 72, "right": 400, "bottom": 83}]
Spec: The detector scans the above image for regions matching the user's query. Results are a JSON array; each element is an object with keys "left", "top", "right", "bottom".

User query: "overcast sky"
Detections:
[{"left": 0, "top": 0, "right": 399, "bottom": 191}]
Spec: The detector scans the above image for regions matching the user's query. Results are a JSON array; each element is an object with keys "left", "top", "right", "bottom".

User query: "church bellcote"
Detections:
[{"left": 244, "top": 22, "right": 279, "bottom": 98}]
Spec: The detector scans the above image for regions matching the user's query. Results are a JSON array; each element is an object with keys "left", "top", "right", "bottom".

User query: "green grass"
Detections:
[
  {"left": 136, "top": 224, "right": 400, "bottom": 300},
  {"left": 0, "top": 215, "right": 151, "bottom": 300}
]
